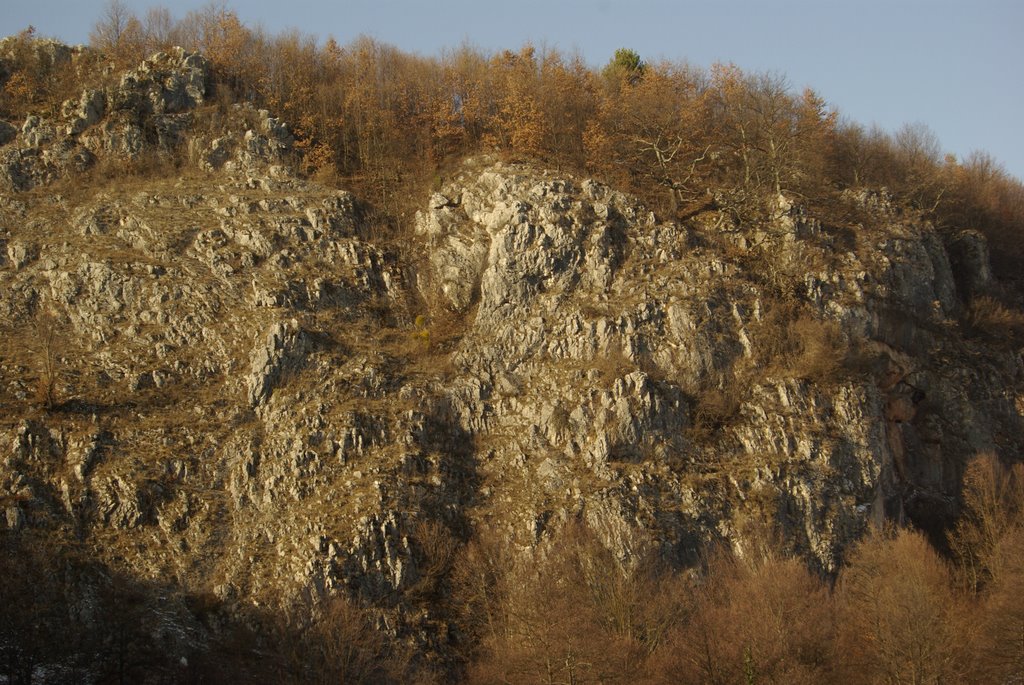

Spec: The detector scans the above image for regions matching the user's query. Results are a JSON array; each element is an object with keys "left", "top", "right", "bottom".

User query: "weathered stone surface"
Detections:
[
  {"left": 409, "top": 159, "right": 1019, "bottom": 571},
  {"left": 0, "top": 48, "right": 1020, "bottom": 665},
  {"left": 7, "top": 240, "right": 37, "bottom": 269},
  {"left": 0, "top": 41, "right": 300, "bottom": 198},
  {"left": 246, "top": 319, "right": 309, "bottom": 408},
  {"left": 63, "top": 89, "right": 106, "bottom": 135},
  {"left": 97, "top": 475, "right": 149, "bottom": 528}
]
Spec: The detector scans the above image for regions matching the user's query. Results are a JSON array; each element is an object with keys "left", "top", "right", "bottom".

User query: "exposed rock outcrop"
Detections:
[
  {"left": 2, "top": 152, "right": 1020, "bottom": 585},
  {"left": 0, "top": 45, "right": 295, "bottom": 191},
  {"left": 1, "top": 44, "right": 1022, "bottom": 674},
  {"left": 246, "top": 319, "right": 309, "bottom": 408}
]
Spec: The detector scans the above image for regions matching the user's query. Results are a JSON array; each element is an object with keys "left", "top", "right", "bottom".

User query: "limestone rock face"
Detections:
[
  {"left": 0, "top": 45, "right": 295, "bottom": 192},
  {"left": 408, "top": 159, "right": 1020, "bottom": 570},
  {"left": 246, "top": 320, "right": 308, "bottom": 408},
  {"left": 0, "top": 62, "right": 1021, "bottom": 664}
]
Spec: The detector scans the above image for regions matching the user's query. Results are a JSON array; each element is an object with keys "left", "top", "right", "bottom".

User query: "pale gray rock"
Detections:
[
  {"left": 200, "top": 136, "right": 231, "bottom": 170},
  {"left": 111, "top": 48, "right": 208, "bottom": 115},
  {"left": 6, "top": 240, "right": 37, "bottom": 269},
  {"left": 0, "top": 37, "right": 72, "bottom": 70},
  {"left": 64, "top": 89, "right": 106, "bottom": 135},
  {"left": 0, "top": 146, "right": 37, "bottom": 191},
  {"left": 69, "top": 432, "right": 105, "bottom": 482},
  {"left": 97, "top": 475, "right": 141, "bottom": 528},
  {"left": 246, "top": 319, "right": 309, "bottom": 408},
  {"left": 1, "top": 45, "right": 213, "bottom": 190},
  {"left": 4, "top": 505, "right": 24, "bottom": 530},
  {"left": 21, "top": 115, "right": 55, "bottom": 148}
]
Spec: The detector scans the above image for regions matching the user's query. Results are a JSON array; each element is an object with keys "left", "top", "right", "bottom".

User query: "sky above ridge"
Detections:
[{"left": 4, "top": 0, "right": 1023, "bottom": 182}]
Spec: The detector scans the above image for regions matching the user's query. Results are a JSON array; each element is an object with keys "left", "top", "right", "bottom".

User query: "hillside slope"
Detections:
[{"left": 1, "top": 43, "right": 1022, "bottom": 679}]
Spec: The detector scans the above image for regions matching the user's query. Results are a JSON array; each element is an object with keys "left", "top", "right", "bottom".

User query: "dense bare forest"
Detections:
[{"left": 2, "top": 3, "right": 1024, "bottom": 683}]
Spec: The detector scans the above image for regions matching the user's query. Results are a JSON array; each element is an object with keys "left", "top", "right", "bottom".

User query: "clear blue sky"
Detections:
[{"left": 5, "top": 0, "right": 1023, "bottom": 181}]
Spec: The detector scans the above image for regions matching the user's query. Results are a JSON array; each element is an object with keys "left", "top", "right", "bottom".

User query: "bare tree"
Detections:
[
  {"left": 836, "top": 527, "right": 967, "bottom": 684},
  {"left": 972, "top": 525, "right": 1024, "bottom": 682},
  {"left": 89, "top": 0, "right": 132, "bottom": 51},
  {"left": 142, "top": 6, "right": 176, "bottom": 52},
  {"left": 661, "top": 549, "right": 835, "bottom": 685},
  {"left": 29, "top": 309, "right": 63, "bottom": 409},
  {"left": 462, "top": 523, "right": 690, "bottom": 684},
  {"left": 894, "top": 122, "right": 948, "bottom": 211},
  {"left": 949, "top": 453, "right": 1024, "bottom": 591}
]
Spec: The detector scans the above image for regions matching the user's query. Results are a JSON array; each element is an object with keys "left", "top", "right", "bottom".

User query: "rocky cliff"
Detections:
[{"left": 1, "top": 44, "right": 1022, "bottom": 672}]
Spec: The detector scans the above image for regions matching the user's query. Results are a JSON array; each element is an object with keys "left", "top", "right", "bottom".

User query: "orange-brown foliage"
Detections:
[
  {"left": 70, "top": 3, "right": 1024, "bottom": 269},
  {"left": 835, "top": 527, "right": 968, "bottom": 684}
]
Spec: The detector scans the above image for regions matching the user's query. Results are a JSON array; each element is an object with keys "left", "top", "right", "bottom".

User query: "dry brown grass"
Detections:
[
  {"left": 966, "top": 295, "right": 1024, "bottom": 343},
  {"left": 372, "top": 305, "right": 471, "bottom": 384},
  {"left": 783, "top": 315, "right": 850, "bottom": 381},
  {"left": 688, "top": 385, "right": 745, "bottom": 440},
  {"left": 753, "top": 304, "right": 849, "bottom": 383},
  {"left": 589, "top": 344, "right": 636, "bottom": 384}
]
